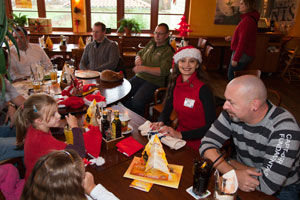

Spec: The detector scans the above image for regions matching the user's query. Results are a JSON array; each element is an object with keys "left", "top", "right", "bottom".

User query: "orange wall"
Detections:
[
  {"left": 188, "top": 0, "right": 300, "bottom": 37},
  {"left": 71, "top": 0, "right": 87, "bottom": 33},
  {"left": 289, "top": 7, "right": 300, "bottom": 37}
]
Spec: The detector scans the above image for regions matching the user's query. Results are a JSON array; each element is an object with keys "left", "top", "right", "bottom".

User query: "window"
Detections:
[
  {"left": 7, "top": 0, "right": 190, "bottom": 31},
  {"left": 45, "top": 0, "right": 72, "bottom": 28},
  {"left": 90, "top": 0, "right": 117, "bottom": 29},
  {"left": 124, "top": 0, "right": 151, "bottom": 30},
  {"left": 11, "top": 0, "right": 38, "bottom": 19},
  {"left": 158, "top": 0, "right": 187, "bottom": 30}
]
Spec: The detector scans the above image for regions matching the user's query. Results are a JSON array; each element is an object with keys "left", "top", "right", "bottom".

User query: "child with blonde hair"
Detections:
[
  {"left": 21, "top": 149, "right": 118, "bottom": 200},
  {"left": 15, "top": 94, "right": 85, "bottom": 180}
]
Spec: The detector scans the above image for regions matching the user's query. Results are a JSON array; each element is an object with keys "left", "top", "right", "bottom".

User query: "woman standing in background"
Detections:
[{"left": 226, "top": 0, "right": 260, "bottom": 81}]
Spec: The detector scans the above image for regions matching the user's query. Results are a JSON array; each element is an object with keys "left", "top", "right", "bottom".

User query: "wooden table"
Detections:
[
  {"left": 46, "top": 43, "right": 79, "bottom": 62},
  {"left": 58, "top": 77, "right": 131, "bottom": 115},
  {"left": 85, "top": 103, "right": 278, "bottom": 200},
  {"left": 12, "top": 74, "right": 131, "bottom": 115},
  {"left": 208, "top": 39, "right": 231, "bottom": 74}
]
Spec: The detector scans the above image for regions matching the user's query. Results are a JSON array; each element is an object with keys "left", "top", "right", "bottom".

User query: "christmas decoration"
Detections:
[{"left": 175, "top": 15, "right": 192, "bottom": 37}]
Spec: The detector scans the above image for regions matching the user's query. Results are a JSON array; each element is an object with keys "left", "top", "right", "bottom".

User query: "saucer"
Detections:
[{"left": 122, "top": 125, "right": 133, "bottom": 135}]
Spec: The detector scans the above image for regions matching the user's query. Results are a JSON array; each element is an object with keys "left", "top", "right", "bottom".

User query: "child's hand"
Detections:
[
  {"left": 65, "top": 113, "right": 78, "bottom": 128},
  {"left": 83, "top": 172, "right": 96, "bottom": 195}
]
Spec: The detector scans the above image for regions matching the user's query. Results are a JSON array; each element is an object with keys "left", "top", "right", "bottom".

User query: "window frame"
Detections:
[{"left": 6, "top": 0, "right": 190, "bottom": 32}]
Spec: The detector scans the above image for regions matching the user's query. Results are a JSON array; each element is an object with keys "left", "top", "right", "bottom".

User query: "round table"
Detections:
[
  {"left": 13, "top": 76, "right": 131, "bottom": 115},
  {"left": 58, "top": 77, "right": 131, "bottom": 115}
]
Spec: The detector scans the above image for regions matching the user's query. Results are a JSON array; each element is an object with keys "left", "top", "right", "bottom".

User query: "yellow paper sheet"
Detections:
[{"left": 124, "top": 157, "right": 183, "bottom": 189}]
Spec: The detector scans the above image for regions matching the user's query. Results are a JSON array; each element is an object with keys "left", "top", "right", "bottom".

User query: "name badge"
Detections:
[{"left": 184, "top": 98, "right": 195, "bottom": 108}]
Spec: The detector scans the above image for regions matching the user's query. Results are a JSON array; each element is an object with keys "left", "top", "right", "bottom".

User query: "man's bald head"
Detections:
[{"left": 228, "top": 75, "right": 267, "bottom": 104}]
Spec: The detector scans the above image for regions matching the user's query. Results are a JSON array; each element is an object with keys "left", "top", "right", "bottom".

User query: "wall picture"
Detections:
[{"left": 214, "top": 0, "right": 241, "bottom": 25}]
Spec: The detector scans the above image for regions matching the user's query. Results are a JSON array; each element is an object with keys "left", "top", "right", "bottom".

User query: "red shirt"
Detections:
[
  {"left": 173, "top": 72, "right": 206, "bottom": 150},
  {"left": 24, "top": 126, "right": 67, "bottom": 180},
  {"left": 231, "top": 11, "right": 260, "bottom": 62}
]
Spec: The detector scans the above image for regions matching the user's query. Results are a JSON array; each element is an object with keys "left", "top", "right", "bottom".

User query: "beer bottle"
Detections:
[
  {"left": 111, "top": 110, "right": 121, "bottom": 139},
  {"left": 101, "top": 111, "right": 110, "bottom": 140}
]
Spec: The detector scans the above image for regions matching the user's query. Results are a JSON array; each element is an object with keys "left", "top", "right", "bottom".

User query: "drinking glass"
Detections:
[
  {"left": 50, "top": 64, "right": 58, "bottom": 85},
  {"left": 64, "top": 126, "right": 73, "bottom": 144},
  {"left": 32, "top": 80, "right": 41, "bottom": 93},
  {"left": 192, "top": 159, "right": 211, "bottom": 196},
  {"left": 214, "top": 170, "right": 237, "bottom": 200}
]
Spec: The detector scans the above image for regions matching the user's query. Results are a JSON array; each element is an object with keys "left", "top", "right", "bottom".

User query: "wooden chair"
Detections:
[
  {"left": 234, "top": 69, "right": 261, "bottom": 78},
  {"left": 200, "top": 43, "right": 214, "bottom": 71},
  {"left": 71, "top": 48, "right": 84, "bottom": 69},
  {"left": 151, "top": 87, "right": 178, "bottom": 129},
  {"left": 234, "top": 69, "right": 281, "bottom": 106},
  {"left": 50, "top": 56, "right": 65, "bottom": 70},
  {"left": 119, "top": 36, "right": 144, "bottom": 68},
  {"left": 281, "top": 42, "right": 300, "bottom": 83}
]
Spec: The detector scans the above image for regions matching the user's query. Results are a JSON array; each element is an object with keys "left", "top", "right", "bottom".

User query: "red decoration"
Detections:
[
  {"left": 175, "top": 15, "right": 192, "bottom": 37},
  {"left": 75, "top": 19, "right": 80, "bottom": 32}
]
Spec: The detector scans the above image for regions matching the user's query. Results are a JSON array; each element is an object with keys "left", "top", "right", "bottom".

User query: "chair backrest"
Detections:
[
  {"left": 234, "top": 69, "right": 281, "bottom": 106},
  {"left": 115, "top": 57, "right": 127, "bottom": 78},
  {"left": 204, "top": 45, "right": 214, "bottom": 57},
  {"left": 50, "top": 56, "right": 64, "bottom": 70},
  {"left": 71, "top": 48, "right": 84, "bottom": 69},
  {"left": 197, "top": 38, "right": 207, "bottom": 49},
  {"left": 234, "top": 69, "right": 261, "bottom": 78}
]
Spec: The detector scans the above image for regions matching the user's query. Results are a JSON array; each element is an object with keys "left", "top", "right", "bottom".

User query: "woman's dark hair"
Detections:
[
  {"left": 244, "top": 0, "right": 257, "bottom": 12},
  {"left": 21, "top": 149, "right": 86, "bottom": 200}
]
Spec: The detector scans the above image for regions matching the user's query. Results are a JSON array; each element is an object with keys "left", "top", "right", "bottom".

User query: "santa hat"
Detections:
[{"left": 173, "top": 45, "right": 202, "bottom": 64}]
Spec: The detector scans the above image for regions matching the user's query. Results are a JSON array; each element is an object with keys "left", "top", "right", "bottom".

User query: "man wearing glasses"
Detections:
[{"left": 124, "top": 23, "right": 174, "bottom": 116}]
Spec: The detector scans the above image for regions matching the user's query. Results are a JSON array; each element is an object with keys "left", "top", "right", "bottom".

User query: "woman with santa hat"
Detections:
[{"left": 151, "top": 46, "right": 216, "bottom": 151}]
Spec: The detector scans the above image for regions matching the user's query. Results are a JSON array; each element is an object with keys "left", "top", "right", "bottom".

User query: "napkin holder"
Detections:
[{"left": 102, "top": 135, "right": 125, "bottom": 150}]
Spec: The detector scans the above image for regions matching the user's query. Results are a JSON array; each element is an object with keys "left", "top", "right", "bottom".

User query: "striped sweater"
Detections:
[{"left": 200, "top": 102, "right": 300, "bottom": 195}]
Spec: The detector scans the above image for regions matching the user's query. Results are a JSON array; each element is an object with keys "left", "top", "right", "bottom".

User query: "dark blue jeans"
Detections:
[
  {"left": 123, "top": 76, "right": 159, "bottom": 116},
  {"left": 227, "top": 51, "right": 253, "bottom": 81},
  {"left": 0, "top": 126, "right": 24, "bottom": 161},
  {"left": 275, "top": 182, "right": 300, "bottom": 200}
]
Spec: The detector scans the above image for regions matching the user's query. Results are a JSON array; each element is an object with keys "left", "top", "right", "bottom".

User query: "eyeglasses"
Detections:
[{"left": 153, "top": 31, "right": 167, "bottom": 36}]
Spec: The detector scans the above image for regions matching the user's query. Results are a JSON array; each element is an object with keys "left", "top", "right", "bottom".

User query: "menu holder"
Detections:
[{"left": 102, "top": 135, "right": 125, "bottom": 150}]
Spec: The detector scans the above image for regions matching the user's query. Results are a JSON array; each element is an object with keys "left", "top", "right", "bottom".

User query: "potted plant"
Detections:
[
  {"left": 0, "top": 0, "right": 21, "bottom": 97},
  {"left": 117, "top": 18, "right": 141, "bottom": 35},
  {"left": 9, "top": 13, "right": 28, "bottom": 27}
]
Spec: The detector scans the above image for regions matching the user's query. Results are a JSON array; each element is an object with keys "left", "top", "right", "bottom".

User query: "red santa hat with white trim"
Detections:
[{"left": 173, "top": 45, "right": 202, "bottom": 64}]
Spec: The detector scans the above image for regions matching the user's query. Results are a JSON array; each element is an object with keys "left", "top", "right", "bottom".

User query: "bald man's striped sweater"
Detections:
[{"left": 200, "top": 102, "right": 300, "bottom": 195}]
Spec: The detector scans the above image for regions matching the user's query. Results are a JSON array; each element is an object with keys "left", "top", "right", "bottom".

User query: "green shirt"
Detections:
[{"left": 137, "top": 39, "right": 174, "bottom": 87}]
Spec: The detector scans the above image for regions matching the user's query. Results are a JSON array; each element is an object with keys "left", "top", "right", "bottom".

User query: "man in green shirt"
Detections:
[{"left": 123, "top": 23, "right": 174, "bottom": 116}]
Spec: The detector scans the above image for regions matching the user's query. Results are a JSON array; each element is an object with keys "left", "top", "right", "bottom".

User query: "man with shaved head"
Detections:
[{"left": 200, "top": 75, "right": 300, "bottom": 199}]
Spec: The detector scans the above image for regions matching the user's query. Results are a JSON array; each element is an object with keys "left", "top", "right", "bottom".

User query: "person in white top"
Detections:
[
  {"left": 21, "top": 149, "right": 119, "bottom": 200},
  {"left": 9, "top": 27, "right": 51, "bottom": 81}
]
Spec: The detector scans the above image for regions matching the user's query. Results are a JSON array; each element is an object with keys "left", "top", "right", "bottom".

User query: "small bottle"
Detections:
[
  {"left": 101, "top": 111, "right": 110, "bottom": 140},
  {"left": 50, "top": 64, "right": 58, "bottom": 85},
  {"left": 270, "top": 20, "right": 275, "bottom": 32},
  {"left": 60, "top": 35, "right": 64, "bottom": 45},
  {"left": 111, "top": 110, "right": 121, "bottom": 139}
]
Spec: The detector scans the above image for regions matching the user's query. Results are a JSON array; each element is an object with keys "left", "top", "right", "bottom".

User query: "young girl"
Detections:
[
  {"left": 15, "top": 94, "right": 85, "bottom": 180},
  {"left": 21, "top": 149, "right": 118, "bottom": 200}
]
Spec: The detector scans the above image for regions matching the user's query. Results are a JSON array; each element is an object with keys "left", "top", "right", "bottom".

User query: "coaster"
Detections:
[{"left": 186, "top": 186, "right": 211, "bottom": 199}]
